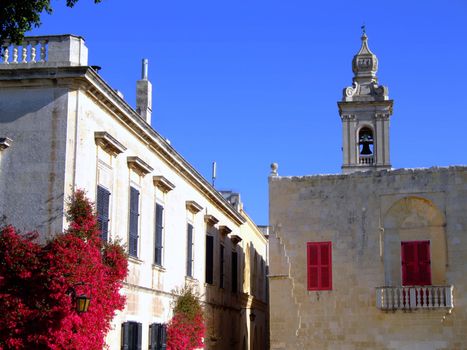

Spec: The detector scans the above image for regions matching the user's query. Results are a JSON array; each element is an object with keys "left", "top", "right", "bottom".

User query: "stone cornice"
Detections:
[
  {"left": 127, "top": 156, "right": 153, "bottom": 176},
  {"left": 153, "top": 175, "right": 175, "bottom": 193},
  {"left": 219, "top": 225, "right": 232, "bottom": 236},
  {"left": 338, "top": 99, "right": 394, "bottom": 115},
  {"left": 94, "top": 131, "right": 126, "bottom": 155},
  {"left": 186, "top": 200, "right": 203, "bottom": 214},
  {"left": 0, "top": 66, "right": 246, "bottom": 225},
  {"left": 204, "top": 214, "right": 219, "bottom": 226},
  {"left": 230, "top": 234, "right": 242, "bottom": 245}
]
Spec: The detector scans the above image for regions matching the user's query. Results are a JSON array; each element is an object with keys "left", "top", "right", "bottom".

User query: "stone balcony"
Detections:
[
  {"left": 1, "top": 35, "right": 88, "bottom": 68},
  {"left": 376, "top": 285, "right": 453, "bottom": 311}
]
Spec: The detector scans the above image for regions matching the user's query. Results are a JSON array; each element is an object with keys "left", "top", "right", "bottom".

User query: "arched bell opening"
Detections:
[{"left": 358, "top": 126, "right": 374, "bottom": 164}]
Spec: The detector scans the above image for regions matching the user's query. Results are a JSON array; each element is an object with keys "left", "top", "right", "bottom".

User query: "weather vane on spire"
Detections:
[{"left": 361, "top": 24, "right": 366, "bottom": 35}]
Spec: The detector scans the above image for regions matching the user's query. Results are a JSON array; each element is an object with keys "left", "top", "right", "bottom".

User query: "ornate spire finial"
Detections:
[{"left": 361, "top": 24, "right": 366, "bottom": 35}]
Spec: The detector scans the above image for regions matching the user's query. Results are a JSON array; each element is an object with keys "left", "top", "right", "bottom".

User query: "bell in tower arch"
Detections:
[{"left": 359, "top": 127, "right": 374, "bottom": 155}]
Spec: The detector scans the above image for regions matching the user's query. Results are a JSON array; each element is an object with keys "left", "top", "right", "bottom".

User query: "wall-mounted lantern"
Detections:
[{"left": 67, "top": 282, "right": 92, "bottom": 313}]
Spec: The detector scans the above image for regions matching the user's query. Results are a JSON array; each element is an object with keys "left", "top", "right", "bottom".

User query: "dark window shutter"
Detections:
[
  {"left": 121, "top": 322, "right": 130, "bottom": 350},
  {"left": 154, "top": 204, "right": 164, "bottom": 265},
  {"left": 159, "top": 324, "right": 167, "bottom": 350},
  {"left": 97, "top": 186, "right": 110, "bottom": 241},
  {"left": 129, "top": 187, "right": 140, "bottom": 257},
  {"left": 186, "top": 224, "right": 193, "bottom": 277},
  {"left": 232, "top": 251, "right": 238, "bottom": 293},
  {"left": 136, "top": 322, "right": 142, "bottom": 350},
  {"left": 307, "top": 242, "right": 332, "bottom": 291},
  {"left": 149, "top": 323, "right": 156, "bottom": 350},
  {"left": 205, "top": 235, "right": 214, "bottom": 284},
  {"left": 220, "top": 245, "right": 225, "bottom": 288}
]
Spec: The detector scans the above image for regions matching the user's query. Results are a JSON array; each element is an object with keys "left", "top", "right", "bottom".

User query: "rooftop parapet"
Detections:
[{"left": 0, "top": 35, "right": 88, "bottom": 69}]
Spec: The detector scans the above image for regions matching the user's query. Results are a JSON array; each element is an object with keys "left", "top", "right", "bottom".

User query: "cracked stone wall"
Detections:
[{"left": 269, "top": 167, "right": 467, "bottom": 349}]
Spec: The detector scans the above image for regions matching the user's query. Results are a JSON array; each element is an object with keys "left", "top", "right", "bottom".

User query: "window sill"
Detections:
[
  {"left": 185, "top": 276, "right": 199, "bottom": 284},
  {"left": 128, "top": 256, "right": 143, "bottom": 265},
  {"left": 152, "top": 264, "right": 166, "bottom": 272}
]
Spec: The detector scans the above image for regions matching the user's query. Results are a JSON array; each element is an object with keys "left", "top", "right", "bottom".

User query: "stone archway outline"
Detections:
[{"left": 382, "top": 195, "right": 447, "bottom": 286}]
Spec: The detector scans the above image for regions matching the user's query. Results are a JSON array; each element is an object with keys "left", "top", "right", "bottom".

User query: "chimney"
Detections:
[{"left": 136, "top": 58, "right": 152, "bottom": 124}]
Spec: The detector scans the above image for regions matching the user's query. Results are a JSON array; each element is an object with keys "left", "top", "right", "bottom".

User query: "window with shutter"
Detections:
[
  {"left": 401, "top": 240, "right": 431, "bottom": 286},
  {"left": 186, "top": 223, "right": 194, "bottom": 277},
  {"left": 205, "top": 235, "right": 214, "bottom": 284},
  {"left": 96, "top": 185, "right": 110, "bottom": 241},
  {"left": 149, "top": 323, "right": 167, "bottom": 350},
  {"left": 129, "top": 187, "right": 140, "bottom": 257},
  {"left": 154, "top": 204, "right": 164, "bottom": 265},
  {"left": 121, "top": 321, "right": 142, "bottom": 350},
  {"left": 307, "top": 241, "right": 332, "bottom": 291},
  {"left": 231, "top": 251, "right": 238, "bottom": 293},
  {"left": 220, "top": 244, "right": 225, "bottom": 288}
]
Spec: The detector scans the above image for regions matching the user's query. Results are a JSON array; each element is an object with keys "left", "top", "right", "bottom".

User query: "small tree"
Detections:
[
  {"left": 0, "top": 1, "right": 102, "bottom": 45},
  {"left": 0, "top": 189, "right": 128, "bottom": 350},
  {"left": 166, "top": 285, "right": 205, "bottom": 350}
]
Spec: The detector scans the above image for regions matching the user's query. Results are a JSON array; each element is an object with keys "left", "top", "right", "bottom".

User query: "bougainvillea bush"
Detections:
[
  {"left": 166, "top": 285, "right": 205, "bottom": 350},
  {"left": 0, "top": 190, "right": 128, "bottom": 350}
]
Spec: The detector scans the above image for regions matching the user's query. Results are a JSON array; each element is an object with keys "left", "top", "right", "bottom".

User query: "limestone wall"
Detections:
[
  {"left": 0, "top": 85, "right": 70, "bottom": 239},
  {"left": 269, "top": 167, "right": 467, "bottom": 349},
  {"left": 0, "top": 61, "right": 268, "bottom": 350}
]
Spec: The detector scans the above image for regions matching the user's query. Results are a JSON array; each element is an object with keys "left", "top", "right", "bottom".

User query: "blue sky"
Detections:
[{"left": 29, "top": 1, "right": 467, "bottom": 225}]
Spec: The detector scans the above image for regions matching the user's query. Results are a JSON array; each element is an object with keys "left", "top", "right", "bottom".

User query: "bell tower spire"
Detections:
[{"left": 338, "top": 31, "right": 393, "bottom": 174}]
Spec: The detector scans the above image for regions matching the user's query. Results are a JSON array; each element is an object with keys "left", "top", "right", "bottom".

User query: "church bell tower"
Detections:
[{"left": 338, "top": 31, "right": 393, "bottom": 174}]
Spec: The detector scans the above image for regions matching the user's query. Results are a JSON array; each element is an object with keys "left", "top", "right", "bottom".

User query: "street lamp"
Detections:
[
  {"left": 75, "top": 293, "right": 92, "bottom": 313},
  {"left": 67, "top": 283, "right": 92, "bottom": 313}
]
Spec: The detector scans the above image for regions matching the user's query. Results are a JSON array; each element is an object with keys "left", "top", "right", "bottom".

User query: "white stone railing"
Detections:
[
  {"left": 359, "top": 154, "right": 374, "bottom": 164},
  {"left": 376, "top": 285, "right": 453, "bottom": 310},
  {"left": 1, "top": 35, "right": 88, "bottom": 68}
]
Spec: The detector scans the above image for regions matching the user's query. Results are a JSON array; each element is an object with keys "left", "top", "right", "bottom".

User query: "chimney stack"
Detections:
[{"left": 136, "top": 58, "right": 152, "bottom": 124}]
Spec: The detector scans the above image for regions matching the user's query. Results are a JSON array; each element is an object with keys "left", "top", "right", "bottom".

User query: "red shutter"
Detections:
[
  {"left": 401, "top": 241, "right": 431, "bottom": 286},
  {"left": 307, "top": 243, "right": 319, "bottom": 290},
  {"left": 320, "top": 242, "right": 332, "bottom": 290},
  {"left": 417, "top": 241, "right": 431, "bottom": 286},
  {"left": 307, "top": 242, "right": 332, "bottom": 291}
]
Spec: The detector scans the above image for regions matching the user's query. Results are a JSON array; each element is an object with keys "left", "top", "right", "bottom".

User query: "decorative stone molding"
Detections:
[
  {"left": 270, "top": 163, "right": 278, "bottom": 176},
  {"left": 94, "top": 131, "right": 126, "bottom": 156},
  {"left": 340, "top": 114, "right": 355, "bottom": 121},
  {"left": 204, "top": 214, "right": 219, "bottom": 227},
  {"left": 153, "top": 175, "right": 175, "bottom": 193},
  {"left": 186, "top": 200, "right": 203, "bottom": 214},
  {"left": 127, "top": 156, "right": 153, "bottom": 176},
  {"left": 0, "top": 137, "right": 12, "bottom": 150},
  {"left": 230, "top": 235, "right": 242, "bottom": 245},
  {"left": 219, "top": 225, "right": 232, "bottom": 236},
  {"left": 374, "top": 113, "right": 390, "bottom": 121}
]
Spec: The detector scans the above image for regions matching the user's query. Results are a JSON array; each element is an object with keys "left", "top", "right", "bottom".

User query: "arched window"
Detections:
[{"left": 358, "top": 127, "right": 374, "bottom": 156}]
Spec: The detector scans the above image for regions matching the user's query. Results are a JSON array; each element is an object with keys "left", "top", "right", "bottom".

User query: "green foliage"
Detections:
[
  {"left": 172, "top": 285, "right": 203, "bottom": 321},
  {"left": 0, "top": 0, "right": 102, "bottom": 46}
]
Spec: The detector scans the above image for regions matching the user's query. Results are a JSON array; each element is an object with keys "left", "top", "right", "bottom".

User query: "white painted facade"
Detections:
[{"left": 0, "top": 35, "right": 268, "bottom": 350}]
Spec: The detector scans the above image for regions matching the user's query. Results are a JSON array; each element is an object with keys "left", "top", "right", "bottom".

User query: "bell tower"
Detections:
[{"left": 338, "top": 30, "right": 393, "bottom": 174}]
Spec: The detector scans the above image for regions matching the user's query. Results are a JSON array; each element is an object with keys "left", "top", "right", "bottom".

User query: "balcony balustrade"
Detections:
[
  {"left": 376, "top": 285, "right": 453, "bottom": 311},
  {"left": 359, "top": 154, "right": 374, "bottom": 165},
  {"left": 1, "top": 35, "right": 88, "bottom": 68}
]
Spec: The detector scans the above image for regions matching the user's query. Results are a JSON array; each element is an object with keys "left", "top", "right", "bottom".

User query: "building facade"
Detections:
[
  {"left": 268, "top": 34, "right": 467, "bottom": 349},
  {"left": 0, "top": 35, "right": 268, "bottom": 350}
]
